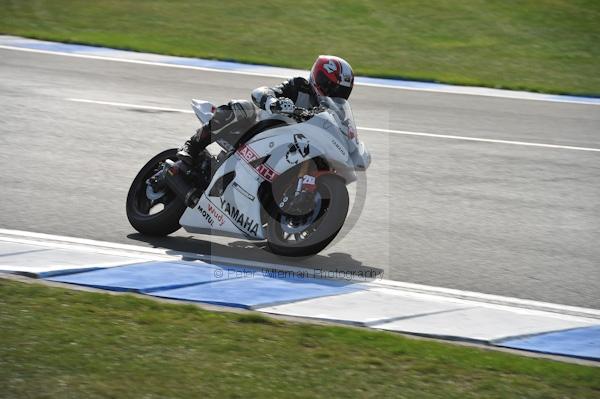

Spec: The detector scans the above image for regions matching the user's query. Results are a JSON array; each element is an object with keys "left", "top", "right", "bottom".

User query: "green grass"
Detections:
[
  {"left": 1, "top": 279, "right": 599, "bottom": 398},
  {"left": 0, "top": 0, "right": 599, "bottom": 95}
]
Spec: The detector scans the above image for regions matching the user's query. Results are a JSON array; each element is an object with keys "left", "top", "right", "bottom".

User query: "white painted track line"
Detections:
[
  {"left": 0, "top": 45, "right": 291, "bottom": 79},
  {"left": 0, "top": 45, "right": 289, "bottom": 79},
  {"left": 68, "top": 98, "right": 194, "bottom": 113},
  {"left": 360, "top": 127, "right": 600, "bottom": 152},
  {"left": 67, "top": 98, "right": 600, "bottom": 153},
  {"left": 1, "top": 228, "right": 599, "bottom": 319},
  {"left": 2, "top": 41, "right": 600, "bottom": 105}
]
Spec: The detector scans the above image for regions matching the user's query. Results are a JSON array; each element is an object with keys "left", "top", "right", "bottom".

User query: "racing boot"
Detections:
[{"left": 177, "top": 125, "right": 211, "bottom": 165}]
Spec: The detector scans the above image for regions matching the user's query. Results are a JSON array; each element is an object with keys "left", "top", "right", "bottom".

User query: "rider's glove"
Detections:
[{"left": 266, "top": 97, "right": 295, "bottom": 114}]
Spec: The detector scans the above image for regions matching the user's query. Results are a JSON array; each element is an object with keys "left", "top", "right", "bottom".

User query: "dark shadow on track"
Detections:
[{"left": 127, "top": 233, "right": 383, "bottom": 279}]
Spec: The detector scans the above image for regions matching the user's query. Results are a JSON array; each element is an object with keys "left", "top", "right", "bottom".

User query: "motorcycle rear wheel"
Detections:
[
  {"left": 126, "top": 148, "right": 186, "bottom": 236},
  {"left": 266, "top": 174, "right": 348, "bottom": 257}
]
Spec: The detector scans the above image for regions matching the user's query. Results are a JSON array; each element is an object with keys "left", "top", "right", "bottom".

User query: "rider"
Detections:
[{"left": 176, "top": 55, "right": 355, "bottom": 165}]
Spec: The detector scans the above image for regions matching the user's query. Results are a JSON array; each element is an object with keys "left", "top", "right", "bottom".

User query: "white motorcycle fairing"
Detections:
[{"left": 179, "top": 98, "right": 371, "bottom": 240}]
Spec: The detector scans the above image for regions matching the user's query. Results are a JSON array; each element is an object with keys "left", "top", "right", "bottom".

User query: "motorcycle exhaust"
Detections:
[{"left": 163, "top": 160, "right": 201, "bottom": 208}]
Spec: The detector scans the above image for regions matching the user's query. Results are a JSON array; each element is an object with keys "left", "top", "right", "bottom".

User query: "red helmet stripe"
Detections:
[{"left": 310, "top": 55, "right": 354, "bottom": 99}]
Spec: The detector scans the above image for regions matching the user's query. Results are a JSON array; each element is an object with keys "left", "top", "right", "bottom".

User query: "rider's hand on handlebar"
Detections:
[{"left": 268, "top": 97, "right": 295, "bottom": 114}]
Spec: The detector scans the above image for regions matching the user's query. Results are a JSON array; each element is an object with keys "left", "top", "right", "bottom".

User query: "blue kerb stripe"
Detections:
[
  {"left": 162, "top": 58, "right": 267, "bottom": 72},
  {"left": 16, "top": 42, "right": 107, "bottom": 54},
  {"left": 150, "top": 276, "right": 365, "bottom": 309},
  {"left": 4, "top": 36, "right": 599, "bottom": 105},
  {"left": 496, "top": 325, "right": 600, "bottom": 361},
  {"left": 45, "top": 261, "right": 249, "bottom": 293},
  {"left": 44, "top": 260, "right": 364, "bottom": 309}
]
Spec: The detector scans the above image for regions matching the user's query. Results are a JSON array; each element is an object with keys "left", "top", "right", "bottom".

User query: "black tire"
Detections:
[
  {"left": 126, "top": 149, "right": 186, "bottom": 236},
  {"left": 266, "top": 174, "right": 349, "bottom": 257}
]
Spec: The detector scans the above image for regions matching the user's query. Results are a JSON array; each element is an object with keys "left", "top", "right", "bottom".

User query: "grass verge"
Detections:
[
  {"left": 0, "top": 0, "right": 599, "bottom": 95},
  {"left": 1, "top": 278, "right": 599, "bottom": 398}
]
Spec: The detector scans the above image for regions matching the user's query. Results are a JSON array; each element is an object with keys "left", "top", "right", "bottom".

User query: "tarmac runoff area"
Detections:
[{"left": 1, "top": 229, "right": 599, "bottom": 363}]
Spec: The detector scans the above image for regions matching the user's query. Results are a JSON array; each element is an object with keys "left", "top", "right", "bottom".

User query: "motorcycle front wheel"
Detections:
[
  {"left": 126, "top": 148, "right": 186, "bottom": 236},
  {"left": 266, "top": 174, "right": 349, "bottom": 257}
]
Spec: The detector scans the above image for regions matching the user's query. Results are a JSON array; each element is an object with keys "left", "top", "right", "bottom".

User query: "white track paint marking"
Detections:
[
  {"left": 3, "top": 44, "right": 600, "bottom": 106},
  {"left": 359, "top": 127, "right": 600, "bottom": 152},
  {"left": 1, "top": 228, "right": 599, "bottom": 319},
  {"left": 67, "top": 98, "right": 600, "bottom": 152},
  {"left": 68, "top": 98, "right": 194, "bottom": 113},
  {"left": 0, "top": 45, "right": 291, "bottom": 78}
]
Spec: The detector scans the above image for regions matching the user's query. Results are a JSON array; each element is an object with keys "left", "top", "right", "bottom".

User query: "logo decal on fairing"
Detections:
[
  {"left": 237, "top": 144, "right": 258, "bottom": 163},
  {"left": 197, "top": 206, "right": 214, "bottom": 226},
  {"left": 331, "top": 139, "right": 346, "bottom": 156},
  {"left": 285, "top": 134, "right": 310, "bottom": 165},
  {"left": 236, "top": 144, "right": 279, "bottom": 182},
  {"left": 219, "top": 198, "right": 259, "bottom": 236},
  {"left": 207, "top": 203, "right": 226, "bottom": 226},
  {"left": 255, "top": 163, "right": 278, "bottom": 181},
  {"left": 198, "top": 203, "right": 226, "bottom": 226}
]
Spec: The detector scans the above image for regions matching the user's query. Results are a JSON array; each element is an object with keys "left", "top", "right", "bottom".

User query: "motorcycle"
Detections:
[{"left": 126, "top": 96, "right": 371, "bottom": 256}]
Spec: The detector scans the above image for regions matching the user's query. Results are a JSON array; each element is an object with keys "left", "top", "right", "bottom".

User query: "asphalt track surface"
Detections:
[{"left": 1, "top": 49, "right": 599, "bottom": 308}]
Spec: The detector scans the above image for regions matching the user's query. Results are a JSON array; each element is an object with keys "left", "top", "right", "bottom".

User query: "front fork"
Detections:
[
  {"left": 280, "top": 162, "right": 321, "bottom": 216},
  {"left": 294, "top": 162, "right": 315, "bottom": 196}
]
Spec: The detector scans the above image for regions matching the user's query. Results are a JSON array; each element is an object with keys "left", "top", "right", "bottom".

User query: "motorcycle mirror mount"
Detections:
[{"left": 191, "top": 99, "right": 216, "bottom": 126}]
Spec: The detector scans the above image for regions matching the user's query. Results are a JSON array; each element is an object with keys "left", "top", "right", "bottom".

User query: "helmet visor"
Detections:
[
  {"left": 328, "top": 84, "right": 352, "bottom": 100},
  {"left": 315, "top": 71, "right": 353, "bottom": 100}
]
